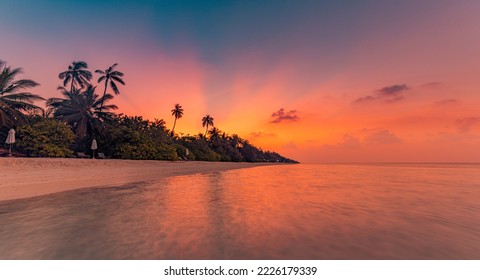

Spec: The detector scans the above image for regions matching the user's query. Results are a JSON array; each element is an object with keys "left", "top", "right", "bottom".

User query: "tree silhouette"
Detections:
[
  {"left": 47, "top": 85, "right": 117, "bottom": 138},
  {"left": 202, "top": 114, "right": 214, "bottom": 137},
  {"left": 152, "top": 118, "right": 166, "bottom": 130},
  {"left": 59, "top": 61, "right": 92, "bottom": 92},
  {"left": 208, "top": 127, "right": 221, "bottom": 141},
  {"left": 170, "top": 103, "right": 184, "bottom": 136},
  {"left": 95, "top": 63, "right": 125, "bottom": 112},
  {"left": 0, "top": 61, "right": 43, "bottom": 127}
]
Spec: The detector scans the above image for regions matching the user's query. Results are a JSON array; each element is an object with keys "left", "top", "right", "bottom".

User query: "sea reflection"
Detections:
[{"left": 0, "top": 163, "right": 479, "bottom": 259}]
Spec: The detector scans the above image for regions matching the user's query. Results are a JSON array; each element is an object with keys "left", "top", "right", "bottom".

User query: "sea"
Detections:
[{"left": 0, "top": 163, "right": 479, "bottom": 259}]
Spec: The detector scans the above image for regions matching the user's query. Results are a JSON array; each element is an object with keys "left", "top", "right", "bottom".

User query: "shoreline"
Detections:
[{"left": 0, "top": 158, "right": 277, "bottom": 202}]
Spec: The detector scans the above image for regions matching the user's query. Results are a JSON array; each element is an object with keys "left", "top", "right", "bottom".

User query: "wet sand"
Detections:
[{"left": 0, "top": 158, "right": 272, "bottom": 201}]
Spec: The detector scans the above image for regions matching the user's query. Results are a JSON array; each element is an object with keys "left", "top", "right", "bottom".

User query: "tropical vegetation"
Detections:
[
  {"left": 170, "top": 103, "right": 183, "bottom": 136},
  {"left": 0, "top": 59, "right": 298, "bottom": 163},
  {"left": 202, "top": 114, "right": 214, "bottom": 136},
  {"left": 46, "top": 85, "right": 117, "bottom": 138},
  {"left": 95, "top": 63, "right": 125, "bottom": 111},
  {"left": 58, "top": 61, "right": 92, "bottom": 92},
  {"left": 16, "top": 117, "right": 75, "bottom": 157},
  {"left": 0, "top": 60, "right": 44, "bottom": 128}
]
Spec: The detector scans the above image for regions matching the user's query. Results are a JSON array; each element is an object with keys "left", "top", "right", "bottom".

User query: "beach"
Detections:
[{"left": 0, "top": 158, "right": 271, "bottom": 202}]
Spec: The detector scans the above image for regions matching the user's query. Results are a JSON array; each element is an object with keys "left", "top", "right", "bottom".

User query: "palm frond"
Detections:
[
  {"left": 63, "top": 75, "right": 71, "bottom": 87},
  {"left": 58, "top": 71, "right": 67, "bottom": 79},
  {"left": 78, "top": 69, "right": 92, "bottom": 80},
  {"left": 110, "top": 71, "right": 124, "bottom": 77},
  {"left": 2, "top": 79, "right": 39, "bottom": 94},
  {"left": 74, "top": 61, "right": 88, "bottom": 69},
  {"left": 0, "top": 62, "right": 40, "bottom": 127},
  {"left": 46, "top": 97, "right": 66, "bottom": 107},
  {"left": 0, "top": 104, "right": 26, "bottom": 126},
  {"left": 101, "top": 104, "right": 118, "bottom": 110},
  {"left": 3, "top": 92, "right": 45, "bottom": 101},
  {"left": 110, "top": 75, "right": 125, "bottom": 85},
  {"left": 110, "top": 80, "right": 120, "bottom": 94}
]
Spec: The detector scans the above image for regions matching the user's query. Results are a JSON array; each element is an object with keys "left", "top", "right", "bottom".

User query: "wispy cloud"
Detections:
[
  {"left": 363, "top": 128, "right": 402, "bottom": 145},
  {"left": 330, "top": 128, "right": 401, "bottom": 149},
  {"left": 377, "top": 84, "right": 409, "bottom": 95},
  {"left": 420, "top": 82, "right": 444, "bottom": 89},
  {"left": 271, "top": 108, "right": 299, "bottom": 123},
  {"left": 250, "top": 131, "right": 277, "bottom": 138},
  {"left": 337, "top": 134, "right": 362, "bottom": 148},
  {"left": 455, "top": 117, "right": 480, "bottom": 133},
  {"left": 354, "top": 84, "right": 409, "bottom": 103},
  {"left": 434, "top": 98, "right": 459, "bottom": 106},
  {"left": 354, "top": 96, "right": 377, "bottom": 103}
]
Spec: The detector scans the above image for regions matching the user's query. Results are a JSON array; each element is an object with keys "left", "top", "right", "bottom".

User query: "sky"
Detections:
[{"left": 1, "top": 0, "right": 479, "bottom": 162}]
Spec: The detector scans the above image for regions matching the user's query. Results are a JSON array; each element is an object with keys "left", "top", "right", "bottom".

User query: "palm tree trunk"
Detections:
[
  {"left": 171, "top": 117, "right": 177, "bottom": 136},
  {"left": 99, "top": 78, "right": 108, "bottom": 113},
  {"left": 71, "top": 79, "right": 75, "bottom": 92},
  {"left": 204, "top": 124, "right": 209, "bottom": 137}
]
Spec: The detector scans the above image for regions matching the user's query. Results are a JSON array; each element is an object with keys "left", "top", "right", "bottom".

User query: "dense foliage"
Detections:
[
  {"left": 16, "top": 118, "right": 75, "bottom": 157},
  {"left": 46, "top": 85, "right": 117, "bottom": 138},
  {"left": 99, "top": 115, "right": 178, "bottom": 160}
]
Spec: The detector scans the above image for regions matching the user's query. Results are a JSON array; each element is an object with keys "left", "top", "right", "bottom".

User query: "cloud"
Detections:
[
  {"left": 328, "top": 128, "right": 401, "bottom": 149},
  {"left": 455, "top": 117, "right": 480, "bottom": 133},
  {"left": 338, "top": 134, "right": 362, "bottom": 148},
  {"left": 354, "top": 83, "right": 409, "bottom": 103},
  {"left": 354, "top": 95, "right": 376, "bottom": 103},
  {"left": 250, "top": 131, "right": 277, "bottom": 138},
  {"left": 377, "top": 84, "right": 409, "bottom": 96},
  {"left": 270, "top": 108, "right": 299, "bottom": 123},
  {"left": 434, "top": 98, "right": 459, "bottom": 106},
  {"left": 363, "top": 129, "right": 402, "bottom": 145}
]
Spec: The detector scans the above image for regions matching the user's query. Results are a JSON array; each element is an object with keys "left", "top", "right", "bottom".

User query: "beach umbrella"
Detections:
[
  {"left": 5, "top": 129, "right": 15, "bottom": 155},
  {"left": 91, "top": 139, "right": 97, "bottom": 158}
]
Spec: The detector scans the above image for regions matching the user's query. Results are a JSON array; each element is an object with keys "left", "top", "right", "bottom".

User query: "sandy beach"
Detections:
[{"left": 0, "top": 158, "right": 271, "bottom": 201}]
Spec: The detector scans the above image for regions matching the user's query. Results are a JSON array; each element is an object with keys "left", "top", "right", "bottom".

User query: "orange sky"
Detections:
[{"left": 1, "top": 1, "right": 479, "bottom": 162}]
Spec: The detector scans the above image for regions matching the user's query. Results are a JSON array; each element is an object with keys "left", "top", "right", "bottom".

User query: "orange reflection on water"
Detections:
[{"left": 0, "top": 163, "right": 479, "bottom": 259}]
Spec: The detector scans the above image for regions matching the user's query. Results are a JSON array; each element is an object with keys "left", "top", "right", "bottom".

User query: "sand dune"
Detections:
[{"left": 0, "top": 158, "right": 270, "bottom": 201}]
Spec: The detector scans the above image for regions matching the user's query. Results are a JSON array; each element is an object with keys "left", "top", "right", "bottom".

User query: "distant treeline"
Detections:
[{"left": 0, "top": 60, "right": 298, "bottom": 163}]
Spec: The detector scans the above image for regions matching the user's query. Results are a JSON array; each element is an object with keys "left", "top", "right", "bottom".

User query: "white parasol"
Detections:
[
  {"left": 5, "top": 129, "right": 15, "bottom": 155},
  {"left": 91, "top": 139, "right": 97, "bottom": 158}
]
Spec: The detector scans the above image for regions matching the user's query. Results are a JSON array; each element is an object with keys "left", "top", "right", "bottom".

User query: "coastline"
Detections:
[{"left": 0, "top": 158, "right": 276, "bottom": 202}]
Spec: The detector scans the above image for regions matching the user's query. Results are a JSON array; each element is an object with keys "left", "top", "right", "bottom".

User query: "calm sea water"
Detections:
[{"left": 0, "top": 163, "right": 479, "bottom": 259}]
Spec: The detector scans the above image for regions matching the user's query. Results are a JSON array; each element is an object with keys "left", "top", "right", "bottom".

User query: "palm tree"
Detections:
[
  {"left": 47, "top": 85, "right": 117, "bottom": 138},
  {"left": 208, "top": 127, "right": 221, "bottom": 141},
  {"left": 152, "top": 118, "right": 166, "bottom": 130},
  {"left": 231, "top": 134, "right": 243, "bottom": 148},
  {"left": 59, "top": 61, "right": 92, "bottom": 92},
  {"left": 170, "top": 103, "right": 184, "bottom": 136},
  {"left": 43, "top": 107, "right": 55, "bottom": 118},
  {"left": 221, "top": 132, "right": 228, "bottom": 140},
  {"left": 95, "top": 63, "right": 125, "bottom": 111},
  {"left": 202, "top": 114, "right": 214, "bottom": 137},
  {"left": 0, "top": 61, "right": 44, "bottom": 127}
]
